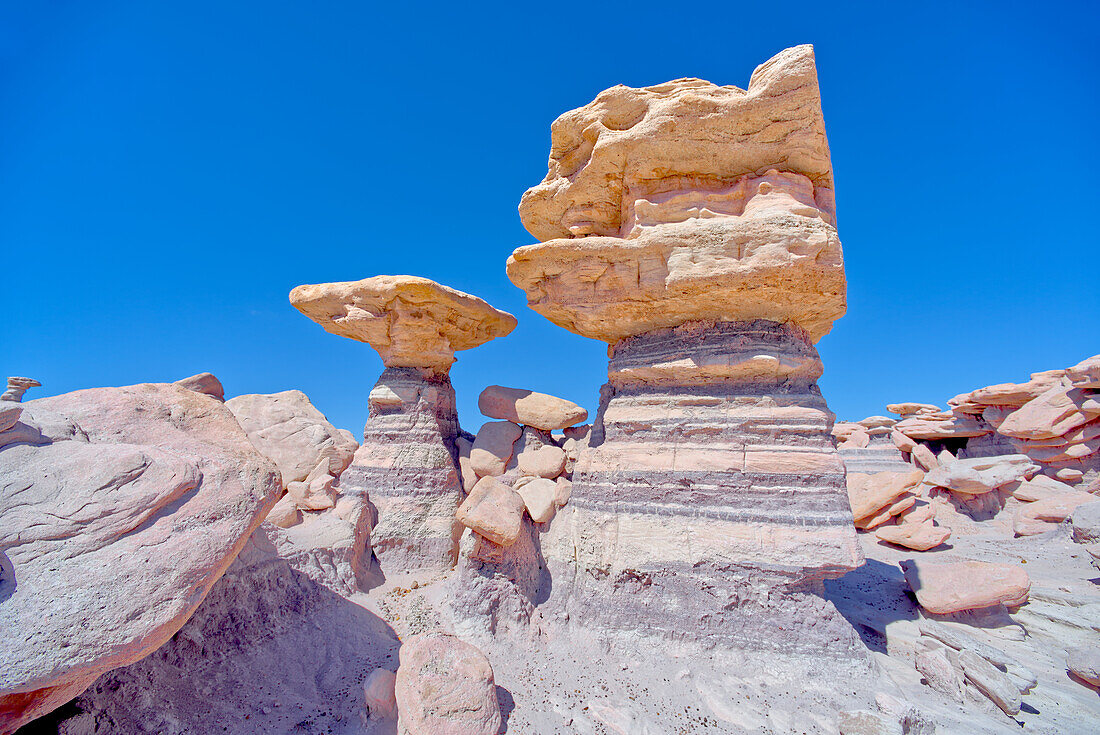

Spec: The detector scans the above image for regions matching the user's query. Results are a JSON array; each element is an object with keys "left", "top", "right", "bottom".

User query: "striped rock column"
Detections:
[{"left": 540, "top": 319, "right": 864, "bottom": 651}]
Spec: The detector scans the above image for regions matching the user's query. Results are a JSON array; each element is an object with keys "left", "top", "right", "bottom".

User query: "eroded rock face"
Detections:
[
  {"left": 173, "top": 372, "right": 225, "bottom": 401},
  {"left": 540, "top": 320, "right": 863, "bottom": 650},
  {"left": 0, "top": 383, "right": 280, "bottom": 733},
  {"left": 508, "top": 46, "right": 845, "bottom": 344},
  {"left": 341, "top": 367, "right": 464, "bottom": 573},
  {"left": 289, "top": 275, "right": 516, "bottom": 373}
]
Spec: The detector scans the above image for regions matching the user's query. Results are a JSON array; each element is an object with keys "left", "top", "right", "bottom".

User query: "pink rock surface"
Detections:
[
  {"left": 394, "top": 633, "right": 501, "bottom": 735},
  {"left": 900, "top": 558, "right": 1030, "bottom": 614},
  {"left": 456, "top": 476, "right": 525, "bottom": 547},
  {"left": 478, "top": 385, "right": 587, "bottom": 430},
  {"left": 0, "top": 383, "right": 280, "bottom": 733},
  {"left": 998, "top": 384, "right": 1093, "bottom": 440}
]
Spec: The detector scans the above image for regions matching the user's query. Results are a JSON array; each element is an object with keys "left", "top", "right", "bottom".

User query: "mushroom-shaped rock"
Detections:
[
  {"left": 394, "top": 633, "right": 501, "bottom": 735},
  {"left": 507, "top": 45, "right": 845, "bottom": 344},
  {"left": 478, "top": 385, "right": 587, "bottom": 430},
  {"left": 1, "top": 377, "right": 40, "bottom": 403},
  {"left": 289, "top": 275, "right": 516, "bottom": 373},
  {"left": 900, "top": 558, "right": 1030, "bottom": 614}
]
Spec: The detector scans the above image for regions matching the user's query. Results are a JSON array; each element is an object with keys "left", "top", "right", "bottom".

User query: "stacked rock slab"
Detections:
[
  {"left": 290, "top": 275, "right": 516, "bottom": 573},
  {"left": 506, "top": 45, "right": 863, "bottom": 650}
]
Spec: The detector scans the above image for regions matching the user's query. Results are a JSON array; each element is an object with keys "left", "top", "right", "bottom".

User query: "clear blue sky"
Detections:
[{"left": 2, "top": 1, "right": 1097, "bottom": 436}]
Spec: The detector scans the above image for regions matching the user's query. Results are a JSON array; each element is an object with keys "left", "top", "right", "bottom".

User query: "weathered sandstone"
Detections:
[
  {"left": 900, "top": 558, "right": 1030, "bottom": 614},
  {"left": 923, "top": 454, "right": 1038, "bottom": 495},
  {"left": 290, "top": 275, "right": 516, "bottom": 373},
  {"left": 508, "top": 46, "right": 845, "bottom": 344},
  {"left": 226, "top": 389, "right": 357, "bottom": 484},
  {"left": 342, "top": 367, "right": 465, "bottom": 572},
  {"left": 456, "top": 476, "right": 526, "bottom": 547},
  {"left": 173, "top": 371, "right": 225, "bottom": 401},
  {"left": 470, "top": 420, "right": 522, "bottom": 478},
  {"left": 0, "top": 383, "right": 280, "bottom": 733}
]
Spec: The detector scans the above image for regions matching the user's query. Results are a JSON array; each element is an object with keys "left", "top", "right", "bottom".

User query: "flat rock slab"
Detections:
[
  {"left": 0, "top": 383, "right": 280, "bottom": 733},
  {"left": 900, "top": 558, "right": 1030, "bottom": 614}
]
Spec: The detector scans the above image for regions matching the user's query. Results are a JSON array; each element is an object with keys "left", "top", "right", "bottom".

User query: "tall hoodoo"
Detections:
[
  {"left": 290, "top": 275, "right": 516, "bottom": 573},
  {"left": 507, "top": 44, "right": 863, "bottom": 649}
]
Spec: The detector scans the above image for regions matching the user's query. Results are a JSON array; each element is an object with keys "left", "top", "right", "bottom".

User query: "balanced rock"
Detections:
[
  {"left": 394, "top": 633, "right": 501, "bottom": 735},
  {"left": 290, "top": 275, "right": 516, "bottom": 373},
  {"left": 508, "top": 45, "right": 845, "bottom": 344},
  {"left": 0, "top": 383, "right": 280, "bottom": 733},
  {"left": 478, "top": 384, "right": 587, "bottom": 430},
  {"left": 227, "top": 390, "right": 357, "bottom": 484},
  {"left": 173, "top": 371, "right": 224, "bottom": 401},
  {"left": 1, "top": 376, "right": 40, "bottom": 403},
  {"left": 510, "top": 46, "right": 862, "bottom": 651},
  {"left": 900, "top": 558, "right": 1030, "bottom": 614}
]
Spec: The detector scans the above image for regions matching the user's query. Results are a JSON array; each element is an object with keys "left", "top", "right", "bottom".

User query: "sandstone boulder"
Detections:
[
  {"left": 847, "top": 470, "right": 923, "bottom": 527},
  {"left": 456, "top": 476, "right": 525, "bottom": 546},
  {"left": 1014, "top": 493, "right": 1097, "bottom": 536},
  {"left": 289, "top": 275, "right": 516, "bottom": 373},
  {"left": 900, "top": 559, "right": 1030, "bottom": 614},
  {"left": 363, "top": 668, "right": 397, "bottom": 720},
  {"left": 0, "top": 383, "right": 280, "bottom": 733},
  {"left": 1066, "top": 355, "right": 1100, "bottom": 389},
  {"left": 478, "top": 385, "right": 587, "bottom": 430},
  {"left": 1071, "top": 501, "right": 1100, "bottom": 544},
  {"left": 515, "top": 477, "right": 557, "bottom": 523},
  {"left": 394, "top": 633, "right": 501, "bottom": 735},
  {"left": 469, "top": 421, "right": 522, "bottom": 478},
  {"left": 1068, "top": 646, "right": 1100, "bottom": 687},
  {"left": 887, "top": 402, "right": 940, "bottom": 417},
  {"left": 998, "top": 384, "right": 1094, "bottom": 440},
  {"left": 227, "top": 390, "right": 357, "bottom": 484},
  {"left": 875, "top": 518, "right": 950, "bottom": 551},
  {"left": 517, "top": 443, "right": 567, "bottom": 479}
]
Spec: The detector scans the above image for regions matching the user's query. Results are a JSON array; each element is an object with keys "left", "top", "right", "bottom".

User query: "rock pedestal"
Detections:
[
  {"left": 290, "top": 276, "right": 516, "bottom": 575},
  {"left": 541, "top": 319, "right": 863, "bottom": 650},
  {"left": 506, "top": 45, "right": 863, "bottom": 651},
  {"left": 341, "top": 367, "right": 465, "bottom": 571}
]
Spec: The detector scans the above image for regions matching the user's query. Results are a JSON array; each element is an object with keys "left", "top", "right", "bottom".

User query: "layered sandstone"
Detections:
[{"left": 502, "top": 46, "right": 861, "bottom": 650}]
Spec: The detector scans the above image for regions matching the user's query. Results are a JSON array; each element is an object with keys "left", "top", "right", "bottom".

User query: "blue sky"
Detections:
[{"left": 2, "top": 1, "right": 1097, "bottom": 435}]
